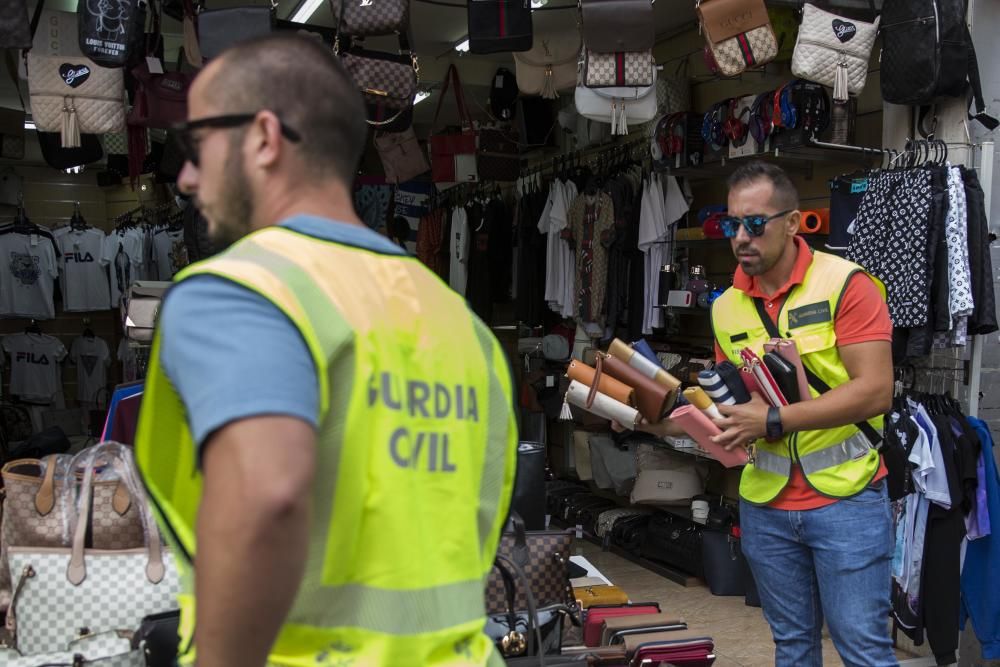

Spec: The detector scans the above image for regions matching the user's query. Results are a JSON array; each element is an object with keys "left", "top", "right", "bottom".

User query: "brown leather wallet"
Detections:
[
  {"left": 599, "top": 353, "right": 672, "bottom": 423},
  {"left": 567, "top": 360, "right": 636, "bottom": 407}
]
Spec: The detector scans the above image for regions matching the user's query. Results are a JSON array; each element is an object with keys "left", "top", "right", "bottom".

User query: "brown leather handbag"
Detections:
[
  {"left": 374, "top": 128, "right": 429, "bottom": 183},
  {"left": 566, "top": 359, "right": 635, "bottom": 407},
  {"left": 0, "top": 451, "right": 145, "bottom": 611},
  {"left": 598, "top": 353, "right": 673, "bottom": 423},
  {"left": 580, "top": 0, "right": 654, "bottom": 53}
]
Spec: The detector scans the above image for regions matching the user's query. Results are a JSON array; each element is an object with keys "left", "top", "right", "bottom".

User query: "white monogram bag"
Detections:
[
  {"left": 27, "top": 53, "right": 125, "bottom": 148},
  {"left": 6, "top": 445, "right": 180, "bottom": 657},
  {"left": 791, "top": 4, "right": 879, "bottom": 100}
]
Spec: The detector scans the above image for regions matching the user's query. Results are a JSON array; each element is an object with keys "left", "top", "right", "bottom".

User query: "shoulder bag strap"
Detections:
[
  {"left": 962, "top": 24, "right": 999, "bottom": 130},
  {"left": 751, "top": 296, "right": 883, "bottom": 446}
]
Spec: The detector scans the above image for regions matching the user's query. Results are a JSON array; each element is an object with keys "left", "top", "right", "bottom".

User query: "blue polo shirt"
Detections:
[{"left": 158, "top": 216, "right": 404, "bottom": 447}]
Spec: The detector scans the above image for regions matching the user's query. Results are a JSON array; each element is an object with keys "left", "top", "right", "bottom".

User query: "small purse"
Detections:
[
  {"left": 197, "top": 5, "right": 274, "bottom": 60},
  {"left": 597, "top": 353, "right": 672, "bottom": 424},
  {"left": 580, "top": 0, "right": 653, "bottom": 53},
  {"left": 339, "top": 38, "right": 419, "bottom": 129},
  {"left": 468, "top": 0, "right": 533, "bottom": 54},
  {"left": 477, "top": 127, "right": 521, "bottom": 182},
  {"left": 128, "top": 64, "right": 192, "bottom": 129},
  {"left": 513, "top": 24, "right": 580, "bottom": 98},
  {"left": 374, "top": 128, "right": 429, "bottom": 184},
  {"left": 329, "top": 0, "right": 408, "bottom": 37},
  {"left": 696, "top": 0, "right": 778, "bottom": 77},
  {"left": 583, "top": 49, "right": 655, "bottom": 88},
  {"left": 77, "top": 0, "right": 144, "bottom": 68},
  {"left": 791, "top": 3, "right": 879, "bottom": 101}
]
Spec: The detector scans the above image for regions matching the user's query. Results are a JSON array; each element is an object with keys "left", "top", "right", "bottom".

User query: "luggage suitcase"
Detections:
[
  {"left": 582, "top": 602, "right": 660, "bottom": 646},
  {"left": 547, "top": 484, "right": 586, "bottom": 519},
  {"left": 601, "top": 612, "right": 687, "bottom": 646},
  {"left": 595, "top": 508, "right": 651, "bottom": 539},
  {"left": 640, "top": 514, "right": 704, "bottom": 577},
  {"left": 576, "top": 499, "right": 618, "bottom": 535},
  {"left": 562, "top": 493, "right": 606, "bottom": 523},
  {"left": 611, "top": 514, "right": 651, "bottom": 553}
]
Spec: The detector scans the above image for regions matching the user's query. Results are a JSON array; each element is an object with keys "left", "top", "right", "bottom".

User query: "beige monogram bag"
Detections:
[
  {"left": 697, "top": 0, "right": 778, "bottom": 77},
  {"left": 0, "top": 449, "right": 145, "bottom": 611},
  {"left": 26, "top": 53, "right": 125, "bottom": 148}
]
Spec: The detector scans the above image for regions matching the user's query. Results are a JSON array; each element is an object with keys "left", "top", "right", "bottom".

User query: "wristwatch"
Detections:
[{"left": 766, "top": 406, "right": 784, "bottom": 440}]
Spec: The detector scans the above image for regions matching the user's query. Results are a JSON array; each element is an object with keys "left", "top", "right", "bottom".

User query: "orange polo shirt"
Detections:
[{"left": 713, "top": 237, "right": 891, "bottom": 510}]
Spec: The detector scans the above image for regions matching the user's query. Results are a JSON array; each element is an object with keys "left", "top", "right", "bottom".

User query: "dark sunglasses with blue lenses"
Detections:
[{"left": 719, "top": 209, "right": 794, "bottom": 239}]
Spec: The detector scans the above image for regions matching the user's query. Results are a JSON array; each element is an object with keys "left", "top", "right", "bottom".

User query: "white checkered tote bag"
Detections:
[
  {"left": 0, "top": 631, "right": 144, "bottom": 665},
  {"left": 5, "top": 445, "right": 180, "bottom": 657}
]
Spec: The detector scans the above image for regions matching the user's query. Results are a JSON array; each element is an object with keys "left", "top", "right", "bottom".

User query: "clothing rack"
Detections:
[{"left": 520, "top": 136, "right": 648, "bottom": 179}]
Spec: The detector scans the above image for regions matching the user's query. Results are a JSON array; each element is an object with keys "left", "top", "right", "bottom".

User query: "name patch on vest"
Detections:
[
  {"left": 729, "top": 332, "right": 749, "bottom": 342},
  {"left": 787, "top": 302, "right": 832, "bottom": 328}
]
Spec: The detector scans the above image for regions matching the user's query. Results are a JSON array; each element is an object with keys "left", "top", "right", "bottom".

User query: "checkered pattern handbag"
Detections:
[
  {"left": 485, "top": 526, "right": 574, "bottom": 614},
  {"left": 584, "top": 49, "right": 655, "bottom": 88},
  {"left": 5, "top": 446, "right": 179, "bottom": 656},
  {"left": 0, "top": 631, "right": 144, "bottom": 665},
  {"left": 329, "top": 0, "right": 408, "bottom": 38}
]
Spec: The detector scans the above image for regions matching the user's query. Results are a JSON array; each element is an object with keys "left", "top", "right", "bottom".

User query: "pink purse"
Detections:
[{"left": 669, "top": 405, "right": 749, "bottom": 468}]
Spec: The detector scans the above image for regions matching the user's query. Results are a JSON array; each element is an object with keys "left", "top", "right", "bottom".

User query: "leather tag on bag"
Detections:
[{"left": 697, "top": 0, "right": 770, "bottom": 43}]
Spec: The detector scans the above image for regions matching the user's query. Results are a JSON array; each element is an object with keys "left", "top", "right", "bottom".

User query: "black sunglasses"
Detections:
[
  {"left": 172, "top": 113, "right": 302, "bottom": 167},
  {"left": 719, "top": 209, "right": 794, "bottom": 239}
]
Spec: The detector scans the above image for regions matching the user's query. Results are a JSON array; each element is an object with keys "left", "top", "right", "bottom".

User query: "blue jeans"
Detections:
[{"left": 740, "top": 482, "right": 898, "bottom": 667}]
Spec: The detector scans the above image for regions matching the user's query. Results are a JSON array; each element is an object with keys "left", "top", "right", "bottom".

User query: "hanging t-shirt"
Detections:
[
  {"left": 550, "top": 180, "right": 578, "bottom": 318},
  {"left": 118, "top": 338, "right": 139, "bottom": 383},
  {"left": 70, "top": 335, "right": 110, "bottom": 404},
  {"left": 1, "top": 332, "right": 66, "bottom": 402},
  {"left": 103, "top": 228, "right": 146, "bottom": 307},
  {"left": 0, "top": 232, "right": 59, "bottom": 319},
  {"left": 449, "top": 207, "right": 470, "bottom": 296},
  {"left": 55, "top": 228, "right": 111, "bottom": 311},
  {"left": 152, "top": 229, "right": 190, "bottom": 280}
]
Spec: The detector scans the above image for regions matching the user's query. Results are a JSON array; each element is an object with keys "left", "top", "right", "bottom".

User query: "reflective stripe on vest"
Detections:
[
  {"left": 711, "top": 249, "right": 885, "bottom": 504},
  {"left": 136, "top": 227, "right": 517, "bottom": 666}
]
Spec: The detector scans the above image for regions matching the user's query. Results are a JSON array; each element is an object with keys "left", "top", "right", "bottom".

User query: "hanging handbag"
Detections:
[
  {"left": 468, "top": 0, "right": 533, "bottom": 54},
  {"left": 17, "top": 8, "right": 82, "bottom": 80},
  {"left": 0, "top": 0, "right": 32, "bottom": 49},
  {"left": 574, "top": 80, "right": 657, "bottom": 136},
  {"left": 696, "top": 0, "right": 778, "bottom": 77},
  {"left": 37, "top": 131, "right": 104, "bottom": 168},
  {"left": 127, "top": 63, "right": 192, "bottom": 128},
  {"left": 0, "top": 631, "right": 144, "bottom": 665},
  {"left": 197, "top": 3, "right": 275, "bottom": 60},
  {"left": 374, "top": 127, "right": 429, "bottom": 183},
  {"left": 339, "top": 36, "right": 419, "bottom": 129},
  {"left": 328, "top": 0, "right": 408, "bottom": 37},
  {"left": 27, "top": 52, "right": 125, "bottom": 147},
  {"left": 580, "top": 0, "right": 653, "bottom": 53},
  {"left": 428, "top": 63, "right": 478, "bottom": 183},
  {"left": 77, "top": 0, "right": 144, "bottom": 68},
  {"left": 791, "top": 3, "right": 879, "bottom": 101},
  {"left": 513, "top": 19, "right": 580, "bottom": 98},
  {"left": 583, "top": 48, "right": 655, "bottom": 88},
  {"left": 477, "top": 126, "right": 520, "bottom": 182},
  {"left": 1, "top": 56, "right": 26, "bottom": 159}
]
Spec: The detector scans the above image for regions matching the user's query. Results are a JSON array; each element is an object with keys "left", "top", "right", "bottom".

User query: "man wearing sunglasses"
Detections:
[
  {"left": 134, "top": 34, "right": 518, "bottom": 667},
  {"left": 708, "top": 161, "right": 897, "bottom": 666}
]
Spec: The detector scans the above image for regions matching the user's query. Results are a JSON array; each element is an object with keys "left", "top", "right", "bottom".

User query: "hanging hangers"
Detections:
[
  {"left": 82, "top": 317, "right": 94, "bottom": 339},
  {"left": 24, "top": 319, "right": 41, "bottom": 335}
]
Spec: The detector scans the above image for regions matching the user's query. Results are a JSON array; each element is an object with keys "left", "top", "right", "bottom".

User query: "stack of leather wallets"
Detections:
[
  {"left": 562, "top": 338, "right": 682, "bottom": 430},
  {"left": 559, "top": 602, "right": 716, "bottom": 665}
]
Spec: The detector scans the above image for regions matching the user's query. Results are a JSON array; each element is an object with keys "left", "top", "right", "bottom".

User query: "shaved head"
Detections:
[{"left": 194, "top": 33, "right": 367, "bottom": 184}]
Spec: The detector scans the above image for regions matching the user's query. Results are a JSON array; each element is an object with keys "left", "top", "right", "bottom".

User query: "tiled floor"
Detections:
[{"left": 576, "top": 541, "right": 921, "bottom": 667}]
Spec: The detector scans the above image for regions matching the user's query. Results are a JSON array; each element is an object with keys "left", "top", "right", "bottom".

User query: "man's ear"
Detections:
[
  {"left": 785, "top": 210, "right": 802, "bottom": 235},
  {"left": 250, "top": 111, "right": 283, "bottom": 169}
]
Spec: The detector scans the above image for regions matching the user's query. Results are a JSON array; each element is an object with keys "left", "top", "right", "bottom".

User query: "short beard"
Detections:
[{"left": 206, "top": 133, "right": 254, "bottom": 249}]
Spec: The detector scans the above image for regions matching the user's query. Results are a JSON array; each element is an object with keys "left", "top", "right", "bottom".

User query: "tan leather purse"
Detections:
[
  {"left": 607, "top": 338, "right": 682, "bottom": 393},
  {"left": 696, "top": 0, "right": 778, "bottom": 77},
  {"left": 566, "top": 359, "right": 635, "bottom": 406}
]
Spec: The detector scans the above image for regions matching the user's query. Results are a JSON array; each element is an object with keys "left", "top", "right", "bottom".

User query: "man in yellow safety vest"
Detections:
[{"left": 134, "top": 34, "right": 518, "bottom": 667}]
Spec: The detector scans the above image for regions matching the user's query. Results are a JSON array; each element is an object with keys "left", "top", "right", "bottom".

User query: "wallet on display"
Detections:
[
  {"left": 682, "top": 386, "right": 723, "bottom": 419},
  {"left": 698, "top": 369, "right": 737, "bottom": 405},
  {"left": 599, "top": 353, "right": 674, "bottom": 422},
  {"left": 715, "top": 361, "right": 751, "bottom": 404},
  {"left": 565, "top": 380, "right": 640, "bottom": 428},
  {"left": 739, "top": 348, "right": 788, "bottom": 407},
  {"left": 567, "top": 359, "right": 636, "bottom": 407},
  {"left": 763, "top": 351, "right": 801, "bottom": 404},
  {"left": 669, "top": 405, "right": 749, "bottom": 468}
]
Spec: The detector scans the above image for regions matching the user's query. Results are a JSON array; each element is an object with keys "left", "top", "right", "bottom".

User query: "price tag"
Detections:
[
  {"left": 850, "top": 179, "right": 869, "bottom": 194},
  {"left": 146, "top": 57, "right": 165, "bottom": 75},
  {"left": 545, "top": 375, "right": 555, "bottom": 388},
  {"left": 495, "top": 74, "right": 504, "bottom": 87},
  {"left": 29, "top": 234, "right": 38, "bottom": 247},
  {"left": 545, "top": 514, "right": 551, "bottom": 529},
  {"left": 575, "top": 524, "right": 583, "bottom": 539}
]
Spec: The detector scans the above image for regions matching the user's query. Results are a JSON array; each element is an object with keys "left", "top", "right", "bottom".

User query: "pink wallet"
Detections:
[
  {"left": 739, "top": 348, "right": 788, "bottom": 408},
  {"left": 669, "top": 405, "right": 749, "bottom": 468},
  {"left": 764, "top": 338, "right": 812, "bottom": 401}
]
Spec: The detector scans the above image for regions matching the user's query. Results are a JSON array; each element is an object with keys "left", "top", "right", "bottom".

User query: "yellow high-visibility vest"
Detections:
[
  {"left": 711, "top": 249, "right": 885, "bottom": 505},
  {"left": 135, "top": 225, "right": 518, "bottom": 666}
]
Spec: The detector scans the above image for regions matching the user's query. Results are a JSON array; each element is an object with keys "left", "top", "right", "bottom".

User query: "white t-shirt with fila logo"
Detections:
[
  {"left": 54, "top": 227, "right": 111, "bottom": 311},
  {"left": 1, "top": 332, "right": 67, "bottom": 402}
]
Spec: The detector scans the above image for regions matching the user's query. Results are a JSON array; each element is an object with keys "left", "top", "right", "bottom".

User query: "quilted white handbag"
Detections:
[
  {"left": 27, "top": 53, "right": 125, "bottom": 148},
  {"left": 6, "top": 445, "right": 179, "bottom": 657},
  {"left": 575, "top": 69, "right": 657, "bottom": 136},
  {"left": 791, "top": 4, "right": 879, "bottom": 101},
  {"left": 513, "top": 22, "right": 581, "bottom": 98}
]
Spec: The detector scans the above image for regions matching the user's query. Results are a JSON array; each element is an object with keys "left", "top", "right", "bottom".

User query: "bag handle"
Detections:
[
  {"left": 67, "top": 445, "right": 165, "bottom": 586},
  {"left": 495, "top": 554, "right": 545, "bottom": 665},
  {"left": 34, "top": 455, "right": 58, "bottom": 516},
  {"left": 432, "top": 64, "right": 473, "bottom": 131}
]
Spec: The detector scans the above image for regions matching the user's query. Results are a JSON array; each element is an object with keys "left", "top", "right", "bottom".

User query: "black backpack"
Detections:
[
  {"left": 880, "top": 0, "right": 997, "bottom": 131},
  {"left": 489, "top": 67, "right": 518, "bottom": 121}
]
